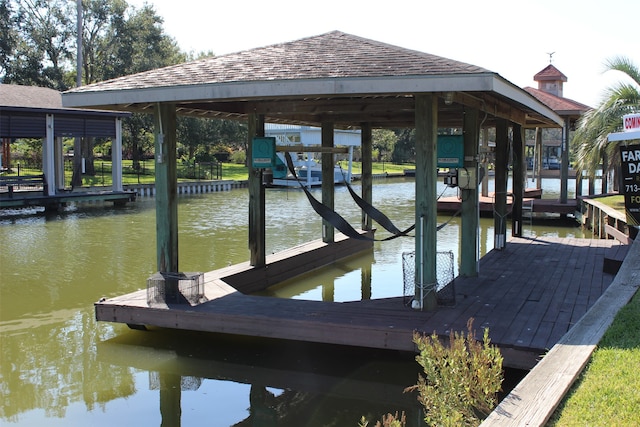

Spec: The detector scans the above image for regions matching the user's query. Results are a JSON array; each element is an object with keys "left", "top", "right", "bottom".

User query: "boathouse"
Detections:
[
  {"left": 61, "top": 31, "right": 581, "bottom": 368},
  {"left": 524, "top": 64, "right": 591, "bottom": 202},
  {"left": 0, "top": 84, "right": 134, "bottom": 209}
]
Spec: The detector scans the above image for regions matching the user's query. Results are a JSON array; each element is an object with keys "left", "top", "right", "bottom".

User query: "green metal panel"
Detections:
[
  {"left": 437, "top": 135, "right": 464, "bottom": 168},
  {"left": 251, "top": 136, "right": 276, "bottom": 168}
]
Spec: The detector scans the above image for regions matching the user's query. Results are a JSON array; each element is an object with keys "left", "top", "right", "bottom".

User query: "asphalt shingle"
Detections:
[{"left": 68, "top": 31, "right": 490, "bottom": 93}]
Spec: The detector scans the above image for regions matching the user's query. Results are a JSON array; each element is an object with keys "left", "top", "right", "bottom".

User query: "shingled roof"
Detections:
[
  {"left": 69, "top": 31, "right": 488, "bottom": 92},
  {"left": 533, "top": 64, "right": 568, "bottom": 83},
  {"left": 524, "top": 87, "right": 591, "bottom": 117},
  {"left": 0, "top": 84, "right": 129, "bottom": 139},
  {"left": 1, "top": 84, "right": 64, "bottom": 109},
  {"left": 63, "top": 31, "right": 563, "bottom": 128}
]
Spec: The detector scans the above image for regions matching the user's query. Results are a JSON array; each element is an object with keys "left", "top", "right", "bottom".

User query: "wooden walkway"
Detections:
[
  {"left": 482, "top": 236, "right": 640, "bottom": 426},
  {"left": 96, "top": 236, "right": 625, "bottom": 369}
]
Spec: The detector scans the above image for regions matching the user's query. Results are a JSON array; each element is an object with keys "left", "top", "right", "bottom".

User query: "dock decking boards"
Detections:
[{"left": 96, "top": 236, "right": 625, "bottom": 369}]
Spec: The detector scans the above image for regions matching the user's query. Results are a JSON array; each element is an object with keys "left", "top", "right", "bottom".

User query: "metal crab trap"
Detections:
[
  {"left": 402, "top": 250, "right": 456, "bottom": 307},
  {"left": 146, "top": 271, "right": 205, "bottom": 306}
]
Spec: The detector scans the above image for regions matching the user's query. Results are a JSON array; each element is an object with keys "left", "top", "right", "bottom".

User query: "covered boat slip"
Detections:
[
  {"left": 95, "top": 234, "right": 624, "bottom": 370},
  {"left": 0, "top": 85, "right": 134, "bottom": 209},
  {"left": 63, "top": 31, "right": 565, "bottom": 311}
]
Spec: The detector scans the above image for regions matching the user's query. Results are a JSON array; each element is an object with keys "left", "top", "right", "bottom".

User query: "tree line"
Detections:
[{"left": 0, "top": 0, "right": 248, "bottom": 174}]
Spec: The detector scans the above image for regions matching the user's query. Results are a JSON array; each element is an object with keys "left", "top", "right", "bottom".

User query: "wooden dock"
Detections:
[
  {"left": 0, "top": 188, "right": 136, "bottom": 209},
  {"left": 96, "top": 235, "right": 625, "bottom": 370},
  {"left": 481, "top": 236, "right": 640, "bottom": 426},
  {"left": 438, "top": 189, "right": 578, "bottom": 216}
]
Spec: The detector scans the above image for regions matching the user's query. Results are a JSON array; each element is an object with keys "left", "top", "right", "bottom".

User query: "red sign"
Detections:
[{"left": 623, "top": 113, "right": 640, "bottom": 132}]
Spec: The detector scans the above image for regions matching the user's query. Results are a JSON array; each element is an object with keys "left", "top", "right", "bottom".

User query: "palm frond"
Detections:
[{"left": 573, "top": 56, "right": 640, "bottom": 175}]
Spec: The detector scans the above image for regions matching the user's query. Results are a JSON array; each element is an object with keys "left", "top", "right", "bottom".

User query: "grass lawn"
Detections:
[
  {"left": 593, "top": 194, "right": 626, "bottom": 211},
  {"left": 548, "top": 288, "right": 640, "bottom": 425},
  {"left": 546, "top": 194, "right": 639, "bottom": 425},
  {"left": 3, "top": 161, "right": 415, "bottom": 186}
]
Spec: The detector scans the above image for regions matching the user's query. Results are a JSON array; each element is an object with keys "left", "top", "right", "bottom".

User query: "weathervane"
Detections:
[{"left": 547, "top": 52, "right": 555, "bottom": 64}]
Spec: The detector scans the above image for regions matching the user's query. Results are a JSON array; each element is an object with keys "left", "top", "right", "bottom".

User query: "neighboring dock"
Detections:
[
  {"left": 0, "top": 187, "right": 136, "bottom": 210},
  {"left": 95, "top": 234, "right": 626, "bottom": 370},
  {"left": 437, "top": 188, "right": 578, "bottom": 216}
]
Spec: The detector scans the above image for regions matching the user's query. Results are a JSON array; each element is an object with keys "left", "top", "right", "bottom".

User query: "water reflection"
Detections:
[
  {"left": 97, "top": 330, "right": 423, "bottom": 427},
  {"left": 0, "top": 178, "right": 591, "bottom": 425}
]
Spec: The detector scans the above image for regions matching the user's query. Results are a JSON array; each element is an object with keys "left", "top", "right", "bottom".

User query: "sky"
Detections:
[{"left": 126, "top": 0, "right": 639, "bottom": 108}]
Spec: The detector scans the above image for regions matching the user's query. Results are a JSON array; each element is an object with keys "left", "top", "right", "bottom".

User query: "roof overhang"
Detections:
[
  {"left": 0, "top": 105, "right": 130, "bottom": 118},
  {"left": 63, "top": 72, "right": 563, "bottom": 129}
]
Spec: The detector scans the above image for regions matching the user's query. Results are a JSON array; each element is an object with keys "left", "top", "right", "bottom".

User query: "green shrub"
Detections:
[
  {"left": 230, "top": 150, "right": 246, "bottom": 164},
  {"left": 407, "top": 318, "right": 503, "bottom": 427},
  {"left": 359, "top": 412, "right": 406, "bottom": 427}
]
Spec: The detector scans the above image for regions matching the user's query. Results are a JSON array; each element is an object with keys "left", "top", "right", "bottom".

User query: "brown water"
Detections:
[{"left": 0, "top": 178, "right": 590, "bottom": 426}]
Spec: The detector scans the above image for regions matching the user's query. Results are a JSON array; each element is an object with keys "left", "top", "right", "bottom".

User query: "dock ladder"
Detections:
[{"left": 522, "top": 198, "right": 534, "bottom": 233}]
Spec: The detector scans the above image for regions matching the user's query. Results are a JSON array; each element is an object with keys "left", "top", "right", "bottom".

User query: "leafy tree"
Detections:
[
  {"left": 372, "top": 129, "right": 396, "bottom": 162},
  {"left": 2, "top": 0, "right": 249, "bottom": 175},
  {"left": 392, "top": 129, "right": 416, "bottom": 163},
  {"left": 0, "top": 0, "right": 18, "bottom": 81},
  {"left": 574, "top": 56, "right": 640, "bottom": 183},
  {"left": 3, "top": 0, "right": 77, "bottom": 89},
  {"left": 81, "top": 0, "right": 128, "bottom": 84}
]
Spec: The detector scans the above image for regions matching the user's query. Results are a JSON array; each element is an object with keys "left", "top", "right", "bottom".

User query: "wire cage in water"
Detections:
[
  {"left": 147, "top": 271, "right": 204, "bottom": 306},
  {"left": 402, "top": 250, "right": 455, "bottom": 306}
]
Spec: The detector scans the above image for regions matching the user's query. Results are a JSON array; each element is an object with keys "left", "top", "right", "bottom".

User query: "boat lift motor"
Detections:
[
  {"left": 444, "top": 168, "right": 475, "bottom": 189},
  {"left": 444, "top": 169, "right": 458, "bottom": 187}
]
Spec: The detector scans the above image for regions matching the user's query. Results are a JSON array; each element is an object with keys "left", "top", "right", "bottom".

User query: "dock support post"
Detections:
[
  {"left": 494, "top": 119, "right": 509, "bottom": 249},
  {"left": 44, "top": 114, "right": 55, "bottom": 195},
  {"left": 560, "top": 117, "right": 570, "bottom": 204},
  {"left": 535, "top": 127, "right": 543, "bottom": 190},
  {"left": 481, "top": 128, "right": 489, "bottom": 198},
  {"left": 112, "top": 117, "right": 123, "bottom": 192},
  {"left": 414, "top": 94, "right": 438, "bottom": 310},
  {"left": 248, "top": 113, "right": 266, "bottom": 267},
  {"left": 460, "top": 107, "right": 479, "bottom": 276},
  {"left": 512, "top": 123, "right": 524, "bottom": 237},
  {"left": 153, "top": 104, "right": 179, "bottom": 287},
  {"left": 322, "top": 122, "right": 335, "bottom": 243},
  {"left": 361, "top": 123, "right": 373, "bottom": 231},
  {"left": 159, "top": 372, "right": 181, "bottom": 427}
]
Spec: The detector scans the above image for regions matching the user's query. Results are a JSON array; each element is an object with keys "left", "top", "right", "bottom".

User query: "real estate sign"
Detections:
[{"left": 619, "top": 144, "right": 640, "bottom": 226}]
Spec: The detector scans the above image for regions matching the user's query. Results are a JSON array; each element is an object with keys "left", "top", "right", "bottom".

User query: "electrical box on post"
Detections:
[
  {"left": 437, "top": 135, "right": 464, "bottom": 168},
  {"left": 251, "top": 137, "right": 276, "bottom": 168}
]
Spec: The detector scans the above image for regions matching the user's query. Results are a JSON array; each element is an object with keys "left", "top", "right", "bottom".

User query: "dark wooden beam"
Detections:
[
  {"left": 322, "top": 122, "right": 335, "bottom": 243},
  {"left": 361, "top": 123, "right": 373, "bottom": 231},
  {"left": 248, "top": 113, "right": 266, "bottom": 267},
  {"left": 512, "top": 123, "right": 524, "bottom": 237},
  {"left": 561, "top": 118, "right": 570, "bottom": 204},
  {"left": 494, "top": 119, "right": 509, "bottom": 249}
]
